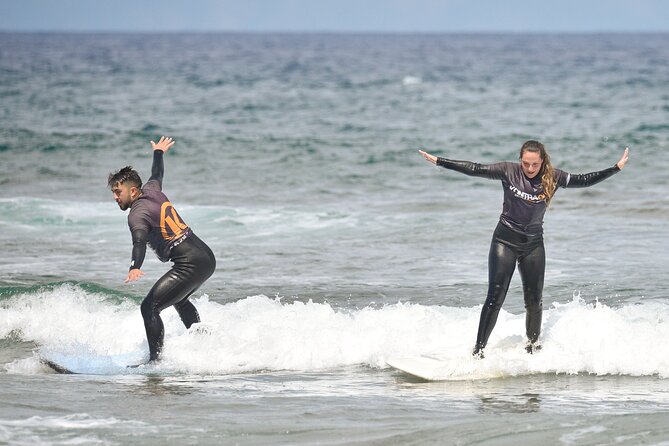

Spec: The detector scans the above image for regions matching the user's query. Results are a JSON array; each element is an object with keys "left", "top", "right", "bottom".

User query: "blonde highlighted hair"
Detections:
[{"left": 520, "top": 140, "right": 556, "bottom": 205}]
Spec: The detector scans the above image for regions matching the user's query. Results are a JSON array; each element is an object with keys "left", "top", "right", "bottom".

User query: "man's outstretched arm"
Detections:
[{"left": 148, "top": 136, "right": 175, "bottom": 188}]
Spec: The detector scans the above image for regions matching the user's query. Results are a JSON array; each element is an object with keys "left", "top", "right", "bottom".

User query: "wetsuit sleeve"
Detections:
[
  {"left": 129, "top": 228, "right": 148, "bottom": 271},
  {"left": 436, "top": 158, "right": 508, "bottom": 180},
  {"left": 148, "top": 150, "right": 164, "bottom": 190},
  {"left": 564, "top": 165, "right": 620, "bottom": 188}
]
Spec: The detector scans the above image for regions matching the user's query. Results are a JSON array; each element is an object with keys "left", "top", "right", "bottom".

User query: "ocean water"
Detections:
[{"left": 1, "top": 32, "right": 669, "bottom": 444}]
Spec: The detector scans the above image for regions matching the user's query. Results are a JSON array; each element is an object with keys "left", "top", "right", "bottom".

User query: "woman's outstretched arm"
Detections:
[
  {"left": 567, "top": 147, "right": 629, "bottom": 188},
  {"left": 418, "top": 149, "right": 506, "bottom": 180}
]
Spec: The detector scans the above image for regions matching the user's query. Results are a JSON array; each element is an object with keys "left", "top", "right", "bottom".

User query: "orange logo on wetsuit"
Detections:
[{"left": 160, "top": 202, "right": 189, "bottom": 241}]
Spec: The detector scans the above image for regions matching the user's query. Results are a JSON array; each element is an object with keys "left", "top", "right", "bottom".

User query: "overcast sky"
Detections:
[{"left": 1, "top": 0, "right": 668, "bottom": 32}]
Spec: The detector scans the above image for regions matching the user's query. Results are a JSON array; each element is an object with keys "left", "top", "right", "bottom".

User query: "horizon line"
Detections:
[{"left": 2, "top": 29, "right": 669, "bottom": 35}]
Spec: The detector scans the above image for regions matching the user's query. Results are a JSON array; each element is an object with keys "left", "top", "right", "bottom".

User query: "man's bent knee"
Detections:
[{"left": 140, "top": 297, "right": 158, "bottom": 321}]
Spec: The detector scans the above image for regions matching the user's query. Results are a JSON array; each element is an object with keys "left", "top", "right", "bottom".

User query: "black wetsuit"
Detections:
[
  {"left": 436, "top": 158, "right": 620, "bottom": 354},
  {"left": 127, "top": 151, "right": 216, "bottom": 361}
]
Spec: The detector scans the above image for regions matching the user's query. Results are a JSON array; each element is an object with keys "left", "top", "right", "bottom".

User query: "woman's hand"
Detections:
[
  {"left": 616, "top": 147, "right": 629, "bottom": 170},
  {"left": 419, "top": 149, "right": 438, "bottom": 165}
]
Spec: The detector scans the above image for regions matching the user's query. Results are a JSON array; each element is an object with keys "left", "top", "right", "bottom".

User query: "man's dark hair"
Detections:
[{"left": 108, "top": 166, "right": 142, "bottom": 189}]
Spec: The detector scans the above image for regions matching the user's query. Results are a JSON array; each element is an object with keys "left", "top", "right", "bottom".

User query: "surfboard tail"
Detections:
[{"left": 41, "top": 358, "right": 75, "bottom": 374}]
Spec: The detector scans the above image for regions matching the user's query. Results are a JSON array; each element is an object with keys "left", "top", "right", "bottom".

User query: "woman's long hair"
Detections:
[{"left": 520, "top": 140, "right": 556, "bottom": 205}]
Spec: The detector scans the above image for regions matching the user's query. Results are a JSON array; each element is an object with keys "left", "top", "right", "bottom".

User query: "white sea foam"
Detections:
[
  {"left": 2, "top": 284, "right": 669, "bottom": 379},
  {"left": 0, "top": 414, "right": 156, "bottom": 444},
  {"left": 0, "top": 414, "right": 138, "bottom": 429},
  {"left": 402, "top": 76, "right": 422, "bottom": 86},
  {"left": 210, "top": 207, "right": 358, "bottom": 236},
  {"left": 0, "top": 197, "right": 120, "bottom": 226}
]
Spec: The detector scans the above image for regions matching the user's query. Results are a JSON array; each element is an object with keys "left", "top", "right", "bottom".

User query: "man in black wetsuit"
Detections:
[
  {"left": 420, "top": 141, "right": 629, "bottom": 358},
  {"left": 108, "top": 136, "right": 216, "bottom": 363}
]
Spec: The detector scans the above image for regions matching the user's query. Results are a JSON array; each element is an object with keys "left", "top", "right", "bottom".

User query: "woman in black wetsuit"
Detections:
[{"left": 419, "top": 141, "right": 629, "bottom": 358}]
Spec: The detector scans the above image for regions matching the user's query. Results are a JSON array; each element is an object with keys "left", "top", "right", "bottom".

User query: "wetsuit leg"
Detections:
[
  {"left": 140, "top": 234, "right": 216, "bottom": 361},
  {"left": 473, "top": 234, "right": 518, "bottom": 354},
  {"left": 174, "top": 299, "right": 200, "bottom": 329},
  {"left": 140, "top": 269, "right": 202, "bottom": 361},
  {"left": 518, "top": 241, "right": 545, "bottom": 345}
]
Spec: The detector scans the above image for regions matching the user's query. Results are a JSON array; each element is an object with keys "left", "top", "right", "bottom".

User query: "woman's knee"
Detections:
[
  {"left": 484, "top": 283, "right": 508, "bottom": 310},
  {"left": 523, "top": 289, "right": 543, "bottom": 310}
]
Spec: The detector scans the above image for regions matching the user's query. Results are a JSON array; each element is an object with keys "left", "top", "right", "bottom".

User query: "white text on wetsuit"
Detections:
[{"left": 508, "top": 185, "right": 545, "bottom": 202}]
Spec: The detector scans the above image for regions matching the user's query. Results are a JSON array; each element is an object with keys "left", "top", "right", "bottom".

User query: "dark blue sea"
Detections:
[{"left": 1, "top": 32, "right": 669, "bottom": 444}]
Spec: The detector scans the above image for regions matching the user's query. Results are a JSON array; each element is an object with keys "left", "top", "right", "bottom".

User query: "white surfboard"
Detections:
[
  {"left": 39, "top": 351, "right": 150, "bottom": 375},
  {"left": 387, "top": 354, "right": 452, "bottom": 381}
]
